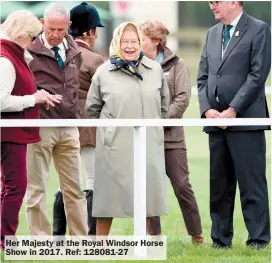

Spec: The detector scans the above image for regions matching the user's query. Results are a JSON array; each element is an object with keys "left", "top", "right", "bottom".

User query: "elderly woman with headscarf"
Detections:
[
  {"left": 85, "top": 21, "right": 169, "bottom": 235},
  {"left": 139, "top": 20, "right": 203, "bottom": 244},
  {"left": 0, "top": 10, "right": 62, "bottom": 249}
]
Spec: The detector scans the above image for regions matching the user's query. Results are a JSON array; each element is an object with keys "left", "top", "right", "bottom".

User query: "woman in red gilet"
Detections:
[{"left": 0, "top": 10, "right": 62, "bottom": 250}]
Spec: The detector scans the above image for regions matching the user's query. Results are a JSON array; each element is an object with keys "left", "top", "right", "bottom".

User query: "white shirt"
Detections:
[
  {"left": 0, "top": 30, "right": 36, "bottom": 112},
  {"left": 41, "top": 32, "right": 67, "bottom": 62},
  {"left": 222, "top": 11, "right": 243, "bottom": 57}
]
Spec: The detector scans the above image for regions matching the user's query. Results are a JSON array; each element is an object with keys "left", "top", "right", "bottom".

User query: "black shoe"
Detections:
[
  {"left": 246, "top": 241, "right": 269, "bottom": 249},
  {"left": 212, "top": 241, "right": 232, "bottom": 249},
  {"left": 85, "top": 190, "right": 96, "bottom": 236},
  {"left": 53, "top": 191, "right": 67, "bottom": 236}
]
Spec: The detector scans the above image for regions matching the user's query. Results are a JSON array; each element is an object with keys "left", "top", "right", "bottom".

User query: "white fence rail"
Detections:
[{"left": 0, "top": 118, "right": 271, "bottom": 127}]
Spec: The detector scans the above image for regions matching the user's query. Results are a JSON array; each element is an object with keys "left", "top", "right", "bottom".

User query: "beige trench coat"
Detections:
[{"left": 85, "top": 56, "right": 169, "bottom": 217}]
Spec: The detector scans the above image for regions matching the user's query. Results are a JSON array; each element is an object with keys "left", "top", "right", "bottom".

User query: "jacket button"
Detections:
[{"left": 217, "top": 74, "right": 221, "bottom": 78}]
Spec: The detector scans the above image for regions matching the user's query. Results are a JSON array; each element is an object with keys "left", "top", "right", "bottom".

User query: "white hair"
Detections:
[
  {"left": 1, "top": 10, "right": 42, "bottom": 42},
  {"left": 44, "top": 3, "right": 70, "bottom": 21}
]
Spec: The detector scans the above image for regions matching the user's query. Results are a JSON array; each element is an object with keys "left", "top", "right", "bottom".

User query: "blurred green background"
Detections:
[{"left": 1, "top": 1, "right": 271, "bottom": 87}]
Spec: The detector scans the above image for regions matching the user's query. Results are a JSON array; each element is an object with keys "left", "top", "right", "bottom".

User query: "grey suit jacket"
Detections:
[{"left": 197, "top": 12, "right": 271, "bottom": 132}]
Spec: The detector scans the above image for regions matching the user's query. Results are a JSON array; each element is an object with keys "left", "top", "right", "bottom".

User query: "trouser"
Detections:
[
  {"left": 25, "top": 127, "right": 88, "bottom": 236},
  {"left": 148, "top": 148, "right": 202, "bottom": 236},
  {"left": 53, "top": 190, "right": 96, "bottom": 236},
  {"left": 57, "top": 146, "right": 95, "bottom": 191},
  {"left": 53, "top": 145, "right": 96, "bottom": 236},
  {"left": 209, "top": 130, "right": 270, "bottom": 246},
  {"left": 1, "top": 143, "right": 27, "bottom": 248}
]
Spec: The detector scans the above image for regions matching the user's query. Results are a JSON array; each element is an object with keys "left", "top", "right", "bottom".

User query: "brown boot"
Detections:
[{"left": 192, "top": 235, "right": 204, "bottom": 245}]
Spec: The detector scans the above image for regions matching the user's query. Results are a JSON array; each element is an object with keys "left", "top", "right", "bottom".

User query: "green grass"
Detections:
[{"left": 1, "top": 96, "right": 271, "bottom": 263}]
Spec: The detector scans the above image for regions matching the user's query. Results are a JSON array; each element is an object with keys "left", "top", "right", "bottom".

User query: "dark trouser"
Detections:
[
  {"left": 1, "top": 143, "right": 27, "bottom": 248},
  {"left": 148, "top": 148, "right": 202, "bottom": 236},
  {"left": 209, "top": 130, "right": 270, "bottom": 246},
  {"left": 53, "top": 191, "right": 67, "bottom": 236},
  {"left": 53, "top": 190, "right": 96, "bottom": 236}
]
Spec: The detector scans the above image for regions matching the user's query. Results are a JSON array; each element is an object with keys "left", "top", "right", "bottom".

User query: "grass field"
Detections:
[{"left": 1, "top": 95, "right": 271, "bottom": 263}]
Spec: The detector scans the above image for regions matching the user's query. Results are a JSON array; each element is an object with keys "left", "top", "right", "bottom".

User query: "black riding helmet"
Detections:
[{"left": 69, "top": 2, "right": 104, "bottom": 37}]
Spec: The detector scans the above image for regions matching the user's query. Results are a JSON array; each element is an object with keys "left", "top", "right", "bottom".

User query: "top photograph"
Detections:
[{"left": 0, "top": 1, "right": 271, "bottom": 122}]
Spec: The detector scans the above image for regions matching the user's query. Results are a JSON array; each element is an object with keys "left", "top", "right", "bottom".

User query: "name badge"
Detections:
[{"left": 69, "top": 58, "right": 76, "bottom": 67}]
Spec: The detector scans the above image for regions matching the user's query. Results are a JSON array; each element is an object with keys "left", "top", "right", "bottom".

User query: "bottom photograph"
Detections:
[{"left": 1, "top": 123, "right": 270, "bottom": 263}]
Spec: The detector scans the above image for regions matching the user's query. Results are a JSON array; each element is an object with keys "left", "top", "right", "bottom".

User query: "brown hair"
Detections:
[{"left": 139, "top": 20, "right": 169, "bottom": 52}]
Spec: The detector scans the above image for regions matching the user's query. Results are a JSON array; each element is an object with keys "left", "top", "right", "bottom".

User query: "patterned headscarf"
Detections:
[{"left": 109, "top": 22, "right": 144, "bottom": 81}]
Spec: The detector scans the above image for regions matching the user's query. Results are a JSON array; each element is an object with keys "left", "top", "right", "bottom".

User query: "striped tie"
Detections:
[
  {"left": 223, "top": 25, "right": 233, "bottom": 51},
  {"left": 52, "top": 46, "right": 64, "bottom": 69}
]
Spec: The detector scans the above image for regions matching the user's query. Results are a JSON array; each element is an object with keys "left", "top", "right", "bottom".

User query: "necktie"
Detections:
[
  {"left": 52, "top": 46, "right": 64, "bottom": 69},
  {"left": 223, "top": 25, "right": 233, "bottom": 51}
]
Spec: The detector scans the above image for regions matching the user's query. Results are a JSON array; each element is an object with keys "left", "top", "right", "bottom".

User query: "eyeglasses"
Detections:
[
  {"left": 209, "top": 1, "right": 220, "bottom": 6},
  {"left": 121, "top": 40, "right": 140, "bottom": 47},
  {"left": 29, "top": 34, "right": 37, "bottom": 42}
]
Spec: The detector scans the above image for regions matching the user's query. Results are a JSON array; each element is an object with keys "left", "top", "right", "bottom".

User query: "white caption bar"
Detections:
[{"left": 4, "top": 236, "right": 166, "bottom": 261}]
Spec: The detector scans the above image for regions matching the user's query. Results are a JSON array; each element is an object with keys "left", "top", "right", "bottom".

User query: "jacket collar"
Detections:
[
  {"left": 161, "top": 47, "right": 175, "bottom": 65},
  {"left": 141, "top": 55, "right": 154, "bottom": 69},
  {"left": 75, "top": 39, "right": 92, "bottom": 51},
  {"left": 41, "top": 32, "right": 67, "bottom": 51},
  {"left": 217, "top": 12, "right": 248, "bottom": 71},
  {"left": 28, "top": 31, "right": 79, "bottom": 57},
  {"left": 160, "top": 47, "right": 179, "bottom": 71}
]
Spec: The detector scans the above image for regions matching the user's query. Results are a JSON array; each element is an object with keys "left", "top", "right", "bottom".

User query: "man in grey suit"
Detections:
[{"left": 197, "top": 1, "right": 271, "bottom": 249}]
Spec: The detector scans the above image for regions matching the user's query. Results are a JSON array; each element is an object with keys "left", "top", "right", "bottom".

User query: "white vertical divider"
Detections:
[{"left": 133, "top": 126, "right": 147, "bottom": 259}]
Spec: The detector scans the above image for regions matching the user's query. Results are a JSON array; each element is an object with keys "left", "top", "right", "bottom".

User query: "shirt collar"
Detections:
[
  {"left": 75, "top": 39, "right": 90, "bottom": 49},
  {"left": 41, "top": 32, "right": 68, "bottom": 51},
  {"left": 230, "top": 11, "right": 243, "bottom": 28},
  {"left": 24, "top": 49, "right": 33, "bottom": 65}
]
